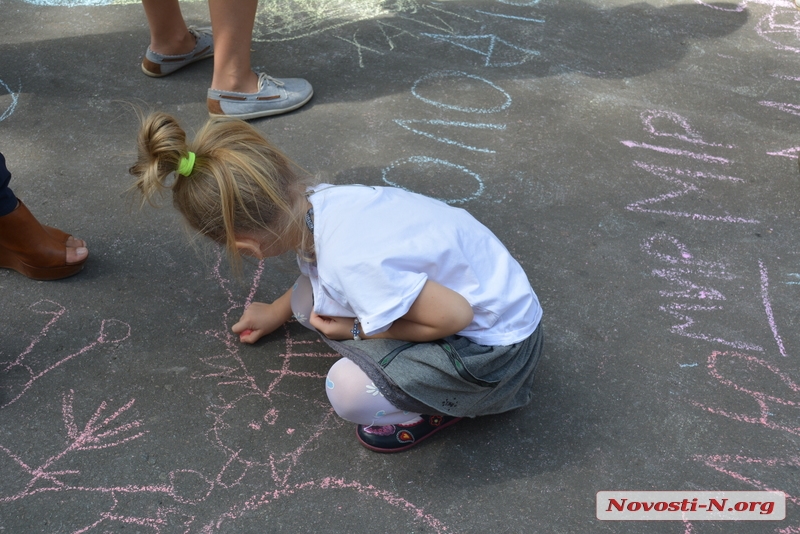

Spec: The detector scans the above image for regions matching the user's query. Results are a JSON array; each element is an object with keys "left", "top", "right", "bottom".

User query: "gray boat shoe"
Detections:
[
  {"left": 141, "top": 26, "right": 214, "bottom": 78},
  {"left": 207, "top": 73, "right": 313, "bottom": 120}
]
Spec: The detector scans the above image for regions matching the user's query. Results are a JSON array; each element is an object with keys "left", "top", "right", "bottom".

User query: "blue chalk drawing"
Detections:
[
  {"left": 785, "top": 273, "right": 800, "bottom": 285},
  {"left": 382, "top": 156, "right": 485, "bottom": 204},
  {"left": 411, "top": 71, "right": 512, "bottom": 113},
  {"left": 475, "top": 10, "right": 545, "bottom": 23},
  {"left": 496, "top": 0, "right": 541, "bottom": 5},
  {"left": 421, "top": 34, "right": 540, "bottom": 67},
  {"left": 0, "top": 79, "right": 19, "bottom": 122},
  {"left": 20, "top": 0, "right": 136, "bottom": 5},
  {"left": 679, "top": 363, "right": 699, "bottom": 368},
  {"left": 393, "top": 119, "right": 507, "bottom": 153}
]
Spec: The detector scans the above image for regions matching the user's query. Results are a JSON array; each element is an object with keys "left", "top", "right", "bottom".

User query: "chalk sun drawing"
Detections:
[
  {"left": 382, "top": 156, "right": 485, "bottom": 204},
  {"left": 420, "top": 33, "right": 541, "bottom": 67},
  {"left": 0, "top": 78, "right": 20, "bottom": 122},
  {"left": 394, "top": 119, "right": 507, "bottom": 153},
  {"left": 411, "top": 70, "right": 512, "bottom": 113}
]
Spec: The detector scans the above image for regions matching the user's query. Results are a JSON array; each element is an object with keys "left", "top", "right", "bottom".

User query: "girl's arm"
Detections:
[
  {"left": 309, "top": 280, "right": 474, "bottom": 342},
  {"left": 232, "top": 286, "right": 294, "bottom": 344}
]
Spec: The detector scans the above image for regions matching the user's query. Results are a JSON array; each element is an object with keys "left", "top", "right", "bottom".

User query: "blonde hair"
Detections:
[{"left": 129, "top": 112, "right": 315, "bottom": 270}]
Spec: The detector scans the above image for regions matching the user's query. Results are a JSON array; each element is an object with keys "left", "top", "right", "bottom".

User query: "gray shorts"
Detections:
[{"left": 291, "top": 275, "right": 544, "bottom": 418}]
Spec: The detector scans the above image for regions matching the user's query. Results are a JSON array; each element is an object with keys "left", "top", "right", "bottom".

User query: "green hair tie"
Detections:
[{"left": 177, "top": 151, "right": 196, "bottom": 176}]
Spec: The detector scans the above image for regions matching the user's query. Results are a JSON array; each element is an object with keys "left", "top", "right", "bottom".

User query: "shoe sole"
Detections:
[
  {"left": 208, "top": 90, "right": 314, "bottom": 120},
  {"left": 355, "top": 417, "right": 462, "bottom": 453},
  {"left": 141, "top": 51, "right": 214, "bottom": 78},
  {"left": 0, "top": 254, "right": 85, "bottom": 281}
]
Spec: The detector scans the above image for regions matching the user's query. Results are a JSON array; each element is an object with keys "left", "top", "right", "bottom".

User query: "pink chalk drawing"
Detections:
[
  {"left": 692, "top": 351, "right": 800, "bottom": 436},
  {"left": 1, "top": 300, "right": 131, "bottom": 409},
  {"left": 0, "top": 252, "right": 454, "bottom": 533},
  {"left": 759, "top": 260, "right": 789, "bottom": 358},
  {"left": 760, "top": 100, "right": 800, "bottom": 117},
  {"left": 641, "top": 233, "right": 765, "bottom": 351},
  {"left": 622, "top": 111, "right": 758, "bottom": 225},
  {"left": 191, "top": 252, "right": 452, "bottom": 532},
  {"left": 640, "top": 110, "right": 735, "bottom": 148},
  {"left": 767, "top": 146, "right": 800, "bottom": 158}
]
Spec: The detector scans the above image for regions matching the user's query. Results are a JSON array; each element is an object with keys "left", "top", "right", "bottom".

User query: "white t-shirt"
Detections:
[{"left": 297, "top": 184, "right": 542, "bottom": 346}]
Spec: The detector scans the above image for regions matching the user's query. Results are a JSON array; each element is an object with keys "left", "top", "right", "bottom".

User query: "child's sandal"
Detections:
[{"left": 356, "top": 415, "right": 462, "bottom": 453}]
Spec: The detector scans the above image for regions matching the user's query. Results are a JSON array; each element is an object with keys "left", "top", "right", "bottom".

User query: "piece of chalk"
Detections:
[{"left": 241, "top": 329, "right": 253, "bottom": 337}]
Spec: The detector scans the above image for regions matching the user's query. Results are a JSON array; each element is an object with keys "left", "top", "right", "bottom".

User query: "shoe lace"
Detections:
[{"left": 257, "top": 72, "right": 285, "bottom": 89}]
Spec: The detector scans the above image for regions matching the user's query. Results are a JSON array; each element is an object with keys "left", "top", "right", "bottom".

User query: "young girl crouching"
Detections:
[{"left": 130, "top": 112, "right": 544, "bottom": 453}]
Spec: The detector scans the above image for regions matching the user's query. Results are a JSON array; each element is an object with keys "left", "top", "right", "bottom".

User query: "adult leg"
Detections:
[
  {"left": 208, "top": 0, "right": 259, "bottom": 93},
  {"left": 205, "top": 0, "right": 313, "bottom": 119},
  {"left": 141, "top": 0, "right": 195, "bottom": 56}
]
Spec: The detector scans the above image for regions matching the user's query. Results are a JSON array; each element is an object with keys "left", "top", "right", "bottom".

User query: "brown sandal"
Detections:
[{"left": 0, "top": 200, "right": 87, "bottom": 280}]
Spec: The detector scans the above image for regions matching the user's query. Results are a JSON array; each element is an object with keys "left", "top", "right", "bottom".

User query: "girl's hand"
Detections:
[
  {"left": 233, "top": 288, "right": 294, "bottom": 344},
  {"left": 309, "top": 312, "right": 356, "bottom": 340}
]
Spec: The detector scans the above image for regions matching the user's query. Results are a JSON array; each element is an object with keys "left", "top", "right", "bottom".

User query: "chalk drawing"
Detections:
[
  {"left": 625, "top": 162, "right": 758, "bottom": 224},
  {"left": 785, "top": 273, "right": 800, "bottom": 285},
  {"left": 253, "top": 0, "right": 420, "bottom": 42},
  {"left": 0, "top": 78, "right": 19, "bottom": 122},
  {"left": 694, "top": 0, "right": 791, "bottom": 13},
  {"left": 382, "top": 156, "right": 485, "bottom": 204},
  {"left": 420, "top": 33, "right": 540, "bottom": 67},
  {"left": 0, "top": 252, "right": 453, "bottom": 532},
  {"left": 474, "top": 10, "right": 544, "bottom": 23},
  {"left": 759, "top": 260, "right": 788, "bottom": 357},
  {"left": 694, "top": 454, "right": 800, "bottom": 504},
  {"left": 760, "top": 100, "right": 800, "bottom": 117},
  {"left": 692, "top": 351, "right": 800, "bottom": 436},
  {"left": 497, "top": 0, "right": 540, "bottom": 5},
  {"left": 0, "top": 300, "right": 131, "bottom": 409},
  {"left": 641, "top": 110, "right": 735, "bottom": 148},
  {"left": 642, "top": 234, "right": 766, "bottom": 352},
  {"left": 623, "top": 110, "right": 758, "bottom": 224},
  {"left": 411, "top": 71, "right": 512, "bottom": 113},
  {"left": 192, "top": 251, "right": 451, "bottom": 531},
  {"left": 620, "top": 141, "right": 731, "bottom": 165},
  {"left": 679, "top": 363, "right": 699, "bottom": 367},
  {"left": 756, "top": 6, "right": 800, "bottom": 54},
  {"left": 767, "top": 146, "right": 800, "bottom": 158},
  {"left": 394, "top": 119, "right": 507, "bottom": 153}
]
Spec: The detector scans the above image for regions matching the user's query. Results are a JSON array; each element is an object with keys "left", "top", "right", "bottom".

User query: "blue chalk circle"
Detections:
[
  {"left": 0, "top": 79, "right": 20, "bottom": 122},
  {"left": 382, "top": 156, "right": 485, "bottom": 204},
  {"left": 411, "top": 71, "right": 512, "bottom": 114}
]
